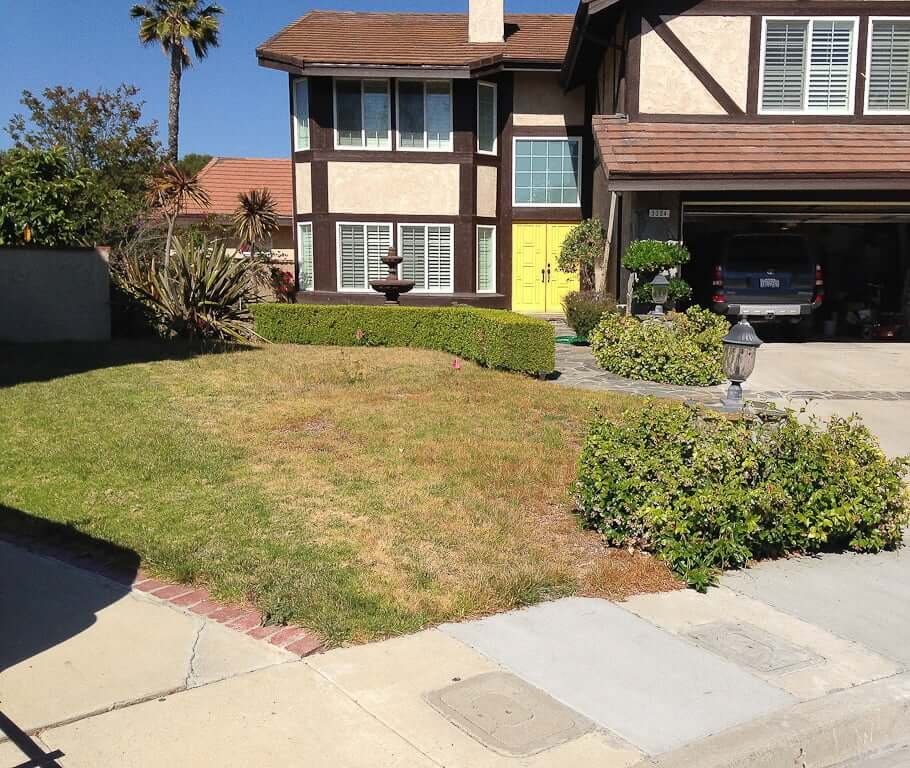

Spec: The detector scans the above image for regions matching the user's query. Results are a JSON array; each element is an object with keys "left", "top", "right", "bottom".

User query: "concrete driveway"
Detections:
[{"left": 744, "top": 343, "right": 910, "bottom": 457}]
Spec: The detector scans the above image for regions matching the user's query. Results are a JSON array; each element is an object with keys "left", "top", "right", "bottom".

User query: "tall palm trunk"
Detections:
[{"left": 167, "top": 45, "right": 182, "bottom": 164}]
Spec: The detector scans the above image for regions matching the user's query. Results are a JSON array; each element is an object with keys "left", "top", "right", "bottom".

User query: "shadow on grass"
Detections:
[{"left": 0, "top": 339, "right": 255, "bottom": 389}]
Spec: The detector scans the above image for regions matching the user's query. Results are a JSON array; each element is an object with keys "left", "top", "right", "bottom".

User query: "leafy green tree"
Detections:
[
  {"left": 0, "top": 147, "right": 125, "bottom": 247},
  {"left": 558, "top": 218, "right": 605, "bottom": 291},
  {"left": 130, "top": 1, "right": 224, "bottom": 163},
  {"left": 178, "top": 152, "right": 212, "bottom": 176}
]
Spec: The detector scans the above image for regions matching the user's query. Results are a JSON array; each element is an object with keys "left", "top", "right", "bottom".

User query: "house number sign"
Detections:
[{"left": 649, "top": 209, "right": 671, "bottom": 219}]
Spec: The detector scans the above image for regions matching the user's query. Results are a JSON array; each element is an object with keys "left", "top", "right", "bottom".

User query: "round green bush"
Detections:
[
  {"left": 589, "top": 306, "right": 729, "bottom": 387},
  {"left": 622, "top": 240, "right": 691, "bottom": 273},
  {"left": 575, "top": 402, "right": 910, "bottom": 590},
  {"left": 561, "top": 291, "right": 617, "bottom": 340},
  {"left": 631, "top": 276, "right": 693, "bottom": 305}
]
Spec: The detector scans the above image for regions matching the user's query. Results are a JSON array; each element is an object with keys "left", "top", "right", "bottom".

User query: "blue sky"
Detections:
[{"left": 0, "top": 0, "right": 577, "bottom": 159}]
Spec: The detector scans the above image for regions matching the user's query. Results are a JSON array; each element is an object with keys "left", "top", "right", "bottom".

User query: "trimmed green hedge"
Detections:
[{"left": 251, "top": 303, "right": 556, "bottom": 374}]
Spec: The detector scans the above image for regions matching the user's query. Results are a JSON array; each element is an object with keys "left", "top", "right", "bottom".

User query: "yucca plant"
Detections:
[
  {"left": 116, "top": 236, "right": 258, "bottom": 342},
  {"left": 232, "top": 188, "right": 279, "bottom": 258},
  {"left": 146, "top": 161, "right": 210, "bottom": 264}
]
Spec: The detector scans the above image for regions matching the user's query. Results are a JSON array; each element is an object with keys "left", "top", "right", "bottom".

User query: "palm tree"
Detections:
[
  {"left": 147, "top": 161, "right": 210, "bottom": 264},
  {"left": 130, "top": 1, "right": 223, "bottom": 163},
  {"left": 232, "top": 189, "right": 279, "bottom": 258}
]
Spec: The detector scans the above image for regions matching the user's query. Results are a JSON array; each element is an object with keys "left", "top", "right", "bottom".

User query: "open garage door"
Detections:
[{"left": 682, "top": 200, "right": 910, "bottom": 340}]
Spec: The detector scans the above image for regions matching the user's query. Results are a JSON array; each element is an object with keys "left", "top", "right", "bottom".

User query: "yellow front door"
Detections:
[{"left": 511, "top": 223, "right": 580, "bottom": 313}]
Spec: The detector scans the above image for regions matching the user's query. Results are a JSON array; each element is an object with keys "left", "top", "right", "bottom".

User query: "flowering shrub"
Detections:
[
  {"left": 575, "top": 401, "right": 910, "bottom": 590},
  {"left": 270, "top": 267, "right": 296, "bottom": 303},
  {"left": 590, "top": 306, "right": 729, "bottom": 386}
]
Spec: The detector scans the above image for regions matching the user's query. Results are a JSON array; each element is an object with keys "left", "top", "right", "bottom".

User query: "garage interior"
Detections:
[{"left": 682, "top": 199, "right": 910, "bottom": 340}]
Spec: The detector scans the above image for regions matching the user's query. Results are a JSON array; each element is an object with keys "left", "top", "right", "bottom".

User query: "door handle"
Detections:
[
  {"left": 546, "top": 265, "right": 552, "bottom": 282},
  {"left": 541, "top": 269, "right": 546, "bottom": 284}
]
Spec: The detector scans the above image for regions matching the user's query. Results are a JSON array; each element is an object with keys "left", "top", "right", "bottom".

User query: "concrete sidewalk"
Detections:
[{"left": 3, "top": 540, "right": 910, "bottom": 768}]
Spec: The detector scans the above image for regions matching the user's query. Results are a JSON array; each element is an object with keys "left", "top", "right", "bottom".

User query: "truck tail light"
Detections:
[
  {"left": 712, "top": 264, "right": 725, "bottom": 304},
  {"left": 813, "top": 263, "right": 825, "bottom": 305}
]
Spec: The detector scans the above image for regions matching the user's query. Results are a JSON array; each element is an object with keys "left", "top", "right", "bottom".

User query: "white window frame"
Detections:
[
  {"left": 332, "top": 78, "right": 392, "bottom": 150},
  {"left": 476, "top": 225, "right": 496, "bottom": 294},
  {"left": 864, "top": 17, "right": 910, "bottom": 115},
  {"left": 758, "top": 16, "right": 859, "bottom": 115},
  {"left": 293, "top": 78, "right": 310, "bottom": 151},
  {"left": 297, "top": 222, "right": 314, "bottom": 292},
  {"left": 395, "top": 80, "right": 454, "bottom": 152},
  {"left": 335, "top": 221, "right": 393, "bottom": 292},
  {"left": 397, "top": 223, "right": 455, "bottom": 293},
  {"left": 477, "top": 81, "right": 498, "bottom": 155},
  {"left": 511, "top": 136, "right": 583, "bottom": 208}
]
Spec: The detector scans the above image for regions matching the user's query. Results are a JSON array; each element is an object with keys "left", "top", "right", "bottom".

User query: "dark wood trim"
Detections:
[
  {"left": 854, "top": 16, "right": 870, "bottom": 118},
  {"left": 512, "top": 208, "right": 584, "bottom": 222},
  {"left": 507, "top": 125, "right": 588, "bottom": 137},
  {"left": 294, "top": 290, "right": 509, "bottom": 309},
  {"left": 746, "top": 16, "right": 761, "bottom": 115},
  {"left": 643, "top": 12, "right": 745, "bottom": 115},
  {"left": 288, "top": 75, "right": 301, "bottom": 291},
  {"left": 639, "top": 1, "right": 910, "bottom": 15},
  {"left": 626, "top": 12, "right": 641, "bottom": 119},
  {"left": 499, "top": 72, "right": 515, "bottom": 307},
  {"left": 582, "top": 81, "right": 596, "bottom": 219},
  {"left": 606, "top": 175, "right": 910, "bottom": 191},
  {"left": 634, "top": 113, "right": 910, "bottom": 124}
]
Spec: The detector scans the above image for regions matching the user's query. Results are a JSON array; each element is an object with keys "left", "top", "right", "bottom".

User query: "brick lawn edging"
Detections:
[{"left": 0, "top": 531, "right": 324, "bottom": 659}]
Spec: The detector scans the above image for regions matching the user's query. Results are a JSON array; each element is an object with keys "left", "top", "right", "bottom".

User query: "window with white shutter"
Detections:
[
  {"left": 399, "top": 224, "right": 454, "bottom": 293},
  {"left": 297, "top": 223, "right": 314, "bottom": 291},
  {"left": 476, "top": 226, "right": 496, "bottom": 293},
  {"left": 336, "top": 223, "right": 391, "bottom": 291},
  {"left": 760, "top": 17, "right": 857, "bottom": 114},
  {"left": 867, "top": 19, "right": 910, "bottom": 113}
]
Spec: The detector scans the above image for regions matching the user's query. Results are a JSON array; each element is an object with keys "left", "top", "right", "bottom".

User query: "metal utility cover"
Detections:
[
  {"left": 426, "top": 672, "right": 593, "bottom": 757},
  {"left": 685, "top": 621, "right": 824, "bottom": 674}
]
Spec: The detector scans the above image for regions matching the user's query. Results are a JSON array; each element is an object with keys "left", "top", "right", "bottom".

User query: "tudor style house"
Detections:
[{"left": 259, "top": 0, "right": 910, "bottom": 323}]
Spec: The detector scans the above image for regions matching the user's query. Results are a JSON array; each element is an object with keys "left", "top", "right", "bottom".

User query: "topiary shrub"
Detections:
[
  {"left": 251, "top": 304, "right": 555, "bottom": 375},
  {"left": 590, "top": 306, "right": 729, "bottom": 386},
  {"left": 575, "top": 401, "right": 910, "bottom": 590},
  {"left": 561, "top": 291, "right": 616, "bottom": 341},
  {"left": 622, "top": 240, "right": 692, "bottom": 309}
]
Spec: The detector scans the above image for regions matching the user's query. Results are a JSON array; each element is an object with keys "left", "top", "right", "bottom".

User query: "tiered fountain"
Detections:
[{"left": 369, "top": 247, "right": 415, "bottom": 304}]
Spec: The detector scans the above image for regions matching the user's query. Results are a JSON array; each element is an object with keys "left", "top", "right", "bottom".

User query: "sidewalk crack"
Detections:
[{"left": 184, "top": 619, "right": 206, "bottom": 689}]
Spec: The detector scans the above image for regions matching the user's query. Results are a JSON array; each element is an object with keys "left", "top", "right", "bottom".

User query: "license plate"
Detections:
[
  {"left": 740, "top": 304, "right": 801, "bottom": 316},
  {"left": 759, "top": 277, "right": 780, "bottom": 289}
]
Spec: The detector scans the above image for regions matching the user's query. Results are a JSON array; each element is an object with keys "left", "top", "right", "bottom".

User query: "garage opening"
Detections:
[{"left": 682, "top": 201, "right": 910, "bottom": 340}]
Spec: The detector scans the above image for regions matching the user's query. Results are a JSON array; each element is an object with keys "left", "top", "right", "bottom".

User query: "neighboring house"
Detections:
[
  {"left": 258, "top": 0, "right": 910, "bottom": 320},
  {"left": 181, "top": 157, "right": 296, "bottom": 281}
]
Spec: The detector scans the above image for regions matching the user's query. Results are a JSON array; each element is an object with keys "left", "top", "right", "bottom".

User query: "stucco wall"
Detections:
[
  {"left": 0, "top": 247, "right": 111, "bottom": 342},
  {"left": 476, "top": 165, "right": 498, "bottom": 217},
  {"left": 327, "top": 162, "right": 461, "bottom": 215},
  {"left": 295, "top": 162, "right": 312, "bottom": 215},
  {"left": 639, "top": 16, "right": 750, "bottom": 115},
  {"left": 513, "top": 71, "right": 585, "bottom": 127}
]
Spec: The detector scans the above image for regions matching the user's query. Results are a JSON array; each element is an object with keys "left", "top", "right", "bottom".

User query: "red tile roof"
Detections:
[
  {"left": 183, "top": 157, "right": 294, "bottom": 218},
  {"left": 257, "top": 11, "right": 574, "bottom": 70},
  {"left": 593, "top": 119, "right": 910, "bottom": 184}
]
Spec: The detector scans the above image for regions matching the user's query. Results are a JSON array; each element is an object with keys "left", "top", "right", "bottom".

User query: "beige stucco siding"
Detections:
[
  {"left": 639, "top": 19, "right": 728, "bottom": 115},
  {"left": 327, "top": 162, "right": 460, "bottom": 215},
  {"left": 476, "top": 165, "right": 498, "bottom": 217},
  {"left": 513, "top": 71, "right": 585, "bottom": 127},
  {"left": 295, "top": 162, "right": 312, "bottom": 215}
]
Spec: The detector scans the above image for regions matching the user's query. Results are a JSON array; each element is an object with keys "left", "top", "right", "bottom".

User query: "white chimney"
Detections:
[{"left": 469, "top": 0, "right": 504, "bottom": 43}]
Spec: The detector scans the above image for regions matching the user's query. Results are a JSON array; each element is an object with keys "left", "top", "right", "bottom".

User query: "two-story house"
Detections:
[
  {"left": 259, "top": 0, "right": 910, "bottom": 324},
  {"left": 567, "top": 0, "right": 910, "bottom": 324}
]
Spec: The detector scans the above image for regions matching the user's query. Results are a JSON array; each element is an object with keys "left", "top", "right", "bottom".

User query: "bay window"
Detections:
[
  {"left": 399, "top": 224, "right": 454, "bottom": 292},
  {"left": 397, "top": 80, "right": 453, "bottom": 151},
  {"left": 336, "top": 223, "right": 391, "bottom": 291},
  {"left": 335, "top": 79, "right": 391, "bottom": 149},
  {"left": 867, "top": 19, "right": 910, "bottom": 112},
  {"left": 760, "top": 17, "right": 857, "bottom": 114},
  {"left": 476, "top": 226, "right": 496, "bottom": 293}
]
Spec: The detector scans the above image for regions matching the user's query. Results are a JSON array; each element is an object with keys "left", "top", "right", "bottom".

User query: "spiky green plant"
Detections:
[
  {"left": 232, "top": 188, "right": 279, "bottom": 258},
  {"left": 116, "top": 236, "right": 258, "bottom": 342},
  {"left": 130, "top": 1, "right": 223, "bottom": 163},
  {"left": 146, "top": 161, "right": 210, "bottom": 264}
]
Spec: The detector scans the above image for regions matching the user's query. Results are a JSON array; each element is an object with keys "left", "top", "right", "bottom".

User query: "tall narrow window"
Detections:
[
  {"left": 297, "top": 222, "right": 314, "bottom": 291},
  {"left": 760, "top": 18, "right": 857, "bottom": 113},
  {"left": 476, "top": 226, "right": 496, "bottom": 293},
  {"left": 337, "top": 223, "right": 391, "bottom": 290},
  {"left": 868, "top": 19, "right": 910, "bottom": 112},
  {"left": 293, "top": 79, "right": 310, "bottom": 151},
  {"left": 334, "top": 80, "right": 391, "bottom": 149},
  {"left": 396, "top": 81, "right": 453, "bottom": 151},
  {"left": 477, "top": 82, "right": 497, "bottom": 154},
  {"left": 399, "top": 224, "right": 454, "bottom": 292}
]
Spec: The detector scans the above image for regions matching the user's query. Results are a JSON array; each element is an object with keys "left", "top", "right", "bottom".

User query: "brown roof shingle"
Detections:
[
  {"left": 183, "top": 157, "right": 293, "bottom": 218},
  {"left": 593, "top": 119, "right": 910, "bottom": 184},
  {"left": 257, "top": 11, "right": 574, "bottom": 70}
]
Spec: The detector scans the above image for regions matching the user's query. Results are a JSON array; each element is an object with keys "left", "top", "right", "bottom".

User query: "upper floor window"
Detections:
[
  {"left": 513, "top": 138, "right": 581, "bottom": 207},
  {"left": 477, "top": 81, "right": 497, "bottom": 154},
  {"left": 334, "top": 79, "right": 391, "bottom": 150},
  {"left": 293, "top": 78, "right": 310, "bottom": 151},
  {"left": 397, "top": 81, "right": 453, "bottom": 151},
  {"left": 867, "top": 19, "right": 910, "bottom": 113},
  {"left": 760, "top": 18, "right": 857, "bottom": 114}
]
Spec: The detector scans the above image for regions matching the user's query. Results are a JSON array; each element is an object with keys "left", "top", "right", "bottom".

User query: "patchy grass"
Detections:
[{"left": 0, "top": 341, "right": 679, "bottom": 644}]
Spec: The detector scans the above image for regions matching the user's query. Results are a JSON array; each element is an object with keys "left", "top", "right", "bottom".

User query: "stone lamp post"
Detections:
[{"left": 721, "top": 317, "right": 763, "bottom": 411}]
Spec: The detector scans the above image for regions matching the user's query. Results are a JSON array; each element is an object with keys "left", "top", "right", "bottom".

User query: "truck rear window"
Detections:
[{"left": 727, "top": 237, "right": 810, "bottom": 273}]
